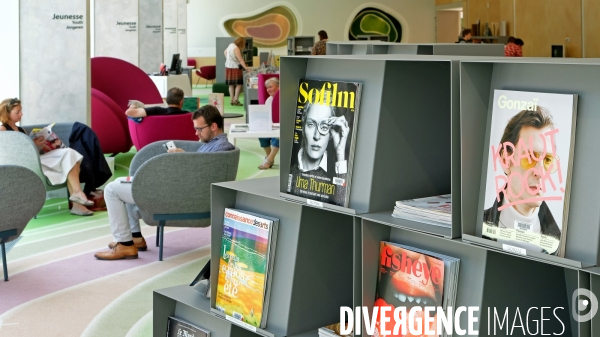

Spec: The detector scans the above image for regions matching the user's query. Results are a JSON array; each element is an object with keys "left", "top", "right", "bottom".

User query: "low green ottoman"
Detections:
[{"left": 212, "top": 83, "right": 230, "bottom": 96}]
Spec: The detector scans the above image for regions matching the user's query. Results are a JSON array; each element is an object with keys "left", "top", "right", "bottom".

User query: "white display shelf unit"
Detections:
[
  {"left": 287, "top": 36, "right": 315, "bottom": 56},
  {"left": 153, "top": 55, "right": 600, "bottom": 337},
  {"left": 326, "top": 41, "right": 504, "bottom": 57}
]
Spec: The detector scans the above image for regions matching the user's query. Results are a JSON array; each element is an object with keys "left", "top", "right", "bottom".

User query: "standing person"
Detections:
[
  {"left": 505, "top": 36, "right": 523, "bottom": 57},
  {"left": 258, "top": 77, "right": 280, "bottom": 169},
  {"left": 224, "top": 37, "right": 250, "bottom": 106},
  {"left": 94, "top": 105, "right": 235, "bottom": 260},
  {"left": 457, "top": 29, "right": 472, "bottom": 43},
  {"left": 0, "top": 98, "right": 95, "bottom": 216},
  {"left": 311, "top": 30, "right": 328, "bottom": 55}
]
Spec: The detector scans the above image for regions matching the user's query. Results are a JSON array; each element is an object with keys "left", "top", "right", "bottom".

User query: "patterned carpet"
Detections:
[{"left": 0, "top": 88, "right": 281, "bottom": 336}]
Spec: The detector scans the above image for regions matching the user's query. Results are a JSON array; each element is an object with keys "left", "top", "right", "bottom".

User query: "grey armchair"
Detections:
[
  {"left": 130, "top": 140, "right": 240, "bottom": 260},
  {"left": 0, "top": 165, "right": 46, "bottom": 281},
  {"left": 0, "top": 130, "right": 68, "bottom": 193}
]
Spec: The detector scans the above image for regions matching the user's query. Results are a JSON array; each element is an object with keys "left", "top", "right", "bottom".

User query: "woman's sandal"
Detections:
[
  {"left": 70, "top": 208, "right": 94, "bottom": 216},
  {"left": 69, "top": 195, "right": 94, "bottom": 207},
  {"left": 258, "top": 158, "right": 274, "bottom": 170}
]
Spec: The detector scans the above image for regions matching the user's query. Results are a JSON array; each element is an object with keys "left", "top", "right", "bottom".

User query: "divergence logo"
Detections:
[{"left": 572, "top": 288, "right": 598, "bottom": 323}]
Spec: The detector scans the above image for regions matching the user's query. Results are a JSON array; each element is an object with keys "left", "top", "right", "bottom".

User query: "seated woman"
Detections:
[
  {"left": 0, "top": 98, "right": 95, "bottom": 216},
  {"left": 258, "top": 77, "right": 280, "bottom": 170}
]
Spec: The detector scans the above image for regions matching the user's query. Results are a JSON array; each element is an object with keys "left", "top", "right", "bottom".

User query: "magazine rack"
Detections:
[
  {"left": 279, "top": 54, "right": 463, "bottom": 238},
  {"left": 154, "top": 56, "right": 600, "bottom": 337},
  {"left": 460, "top": 58, "right": 600, "bottom": 269}
]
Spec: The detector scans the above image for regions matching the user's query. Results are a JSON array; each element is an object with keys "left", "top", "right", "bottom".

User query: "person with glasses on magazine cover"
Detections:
[
  {"left": 483, "top": 106, "right": 562, "bottom": 254},
  {"left": 289, "top": 90, "right": 350, "bottom": 206},
  {"left": 95, "top": 105, "right": 234, "bottom": 260}
]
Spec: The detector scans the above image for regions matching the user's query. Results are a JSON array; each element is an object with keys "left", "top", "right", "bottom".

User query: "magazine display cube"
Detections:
[
  {"left": 153, "top": 55, "right": 600, "bottom": 337},
  {"left": 357, "top": 218, "right": 575, "bottom": 335},
  {"left": 279, "top": 54, "right": 461, "bottom": 238},
  {"left": 209, "top": 178, "right": 354, "bottom": 337},
  {"left": 460, "top": 58, "right": 600, "bottom": 268},
  {"left": 154, "top": 286, "right": 258, "bottom": 337}
]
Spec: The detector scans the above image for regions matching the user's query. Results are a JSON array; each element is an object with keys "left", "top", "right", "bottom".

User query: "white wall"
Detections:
[
  {"left": 139, "top": 0, "right": 164, "bottom": 73},
  {"left": 187, "top": 0, "right": 436, "bottom": 57},
  {"left": 94, "top": 0, "right": 139, "bottom": 66},
  {"left": 20, "top": 0, "right": 90, "bottom": 125},
  {"left": 0, "top": 0, "right": 20, "bottom": 99},
  {"left": 436, "top": 11, "right": 461, "bottom": 43}
]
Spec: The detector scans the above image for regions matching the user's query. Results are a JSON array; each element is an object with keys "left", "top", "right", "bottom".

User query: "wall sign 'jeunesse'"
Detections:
[{"left": 21, "top": 0, "right": 89, "bottom": 125}]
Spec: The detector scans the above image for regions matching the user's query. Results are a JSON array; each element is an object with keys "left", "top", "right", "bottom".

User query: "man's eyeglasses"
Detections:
[
  {"left": 6, "top": 98, "right": 20, "bottom": 112},
  {"left": 520, "top": 152, "right": 559, "bottom": 173},
  {"left": 194, "top": 125, "right": 210, "bottom": 132}
]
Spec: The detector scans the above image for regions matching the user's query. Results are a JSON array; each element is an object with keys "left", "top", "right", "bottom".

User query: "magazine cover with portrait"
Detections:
[
  {"left": 479, "top": 89, "right": 578, "bottom": 257},
  {"left": 286, "top": 79, "right": 362, "bottom": 207},
  {"left": 374, "top": 242, "right": 446, "bottom": 337}
]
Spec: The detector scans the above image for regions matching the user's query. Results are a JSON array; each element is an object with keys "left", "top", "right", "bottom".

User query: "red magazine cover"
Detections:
[{"left": 374, "top": 242, "right": 445, "bottom": 337}]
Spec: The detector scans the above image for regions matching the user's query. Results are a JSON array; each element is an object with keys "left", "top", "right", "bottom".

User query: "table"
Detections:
[
  {"left": 227, "top": 123, "right": 280, "bottom": 146},
  {"left": 223, "top": 113, "right": 244, "bottom": 119},
  {"left": 149, "top": 74, "right": 192, "bottom": 98}
]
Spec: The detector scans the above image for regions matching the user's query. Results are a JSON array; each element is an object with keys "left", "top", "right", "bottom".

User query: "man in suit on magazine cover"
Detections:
[{"left": 483, "top": 106, "right": 561, "bottom": 254}]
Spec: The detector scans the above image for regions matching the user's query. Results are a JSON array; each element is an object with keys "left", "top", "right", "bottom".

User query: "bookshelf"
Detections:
[
  {"left": 326, "top": 41, "right": 504, "bottom": 57},
  {"left": 287, "top": 36, "right": 315, "bottom": 56},
  {"left": 154, "top": 55, "right": 600, "bottom": 337}
]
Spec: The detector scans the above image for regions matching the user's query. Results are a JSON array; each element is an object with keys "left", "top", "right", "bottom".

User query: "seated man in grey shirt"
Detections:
[{"left": 95, "top": 105, "right": 234, "bottom": 260}]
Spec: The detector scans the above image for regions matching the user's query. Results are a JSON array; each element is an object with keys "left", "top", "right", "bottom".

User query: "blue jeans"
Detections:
[{"left": 259, "top": 138, "right": 279, "bottom": 148}]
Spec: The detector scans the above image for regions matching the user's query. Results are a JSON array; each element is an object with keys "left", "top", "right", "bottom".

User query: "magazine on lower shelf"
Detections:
[
  {"left": 374, "top": 241, "right": 460, "bottom": 337},
  {"left": 286, "top": 79, "right": 362, "bottom": 207},
  {"left": 166, "top": 316, "right": 210, "bottom": 337},
  {"left": 214, "top": 208, "right": 279, "bottom": 329},
  {"left": 392, "top": 194, "right": 452, "bottom": 228},
  {"left": 318, "top": 322, "right": 352, "bottom": 337},
  {"left": 478, "top": 89, "right": 578, "bottom": 257}
]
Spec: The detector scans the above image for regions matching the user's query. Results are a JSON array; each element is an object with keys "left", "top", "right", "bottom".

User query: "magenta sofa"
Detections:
[
  {"left": 91, "top": 88, "right": 133, "bottom": 155},
  {"left": 128, "top": 113, "right": 198, "bottom": 151},
  {"left": 91, "top": 57, "right": 164, "bottom": 154}
]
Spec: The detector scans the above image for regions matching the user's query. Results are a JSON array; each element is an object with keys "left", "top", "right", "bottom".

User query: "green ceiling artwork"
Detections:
[
  {"left": 349, "top": 7, "right": 402, "bottom": 42},
  {"left": 223, "top": 5, "right": 298, "bottom": 48}
]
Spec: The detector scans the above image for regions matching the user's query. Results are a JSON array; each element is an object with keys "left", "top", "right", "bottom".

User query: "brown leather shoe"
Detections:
[
  {"left": 94, "top": 243, "right": 138, "bottom": 260},
  {"left": 108, "top": 237, "right": 147, "bottom": 251}
]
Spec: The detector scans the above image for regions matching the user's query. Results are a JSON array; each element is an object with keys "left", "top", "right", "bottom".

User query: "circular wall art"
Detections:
[{"left": 348, "top": 7, "right": 402, "bottom": 42}]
